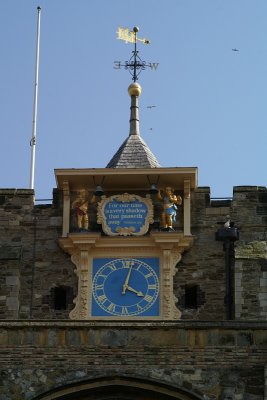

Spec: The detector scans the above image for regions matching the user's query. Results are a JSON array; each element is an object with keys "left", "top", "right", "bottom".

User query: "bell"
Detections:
[
  {"left": 150, "top": 184, "right": 158, "bottom": 194},
  {"left": 94, "top": 185, "right": 104, "bottom": 197}
]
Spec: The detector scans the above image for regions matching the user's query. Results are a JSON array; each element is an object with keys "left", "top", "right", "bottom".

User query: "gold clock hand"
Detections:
[
  {"left": 126, "top": 285, "right": 144, "bottom": 297},
  {"left": 122, "top": 264, "right": 133, "bottom": 294}
]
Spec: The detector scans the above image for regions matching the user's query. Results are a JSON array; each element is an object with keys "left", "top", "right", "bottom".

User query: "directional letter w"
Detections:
[{"left": 149, "top": 63, "right": 159, "bottom": 70}]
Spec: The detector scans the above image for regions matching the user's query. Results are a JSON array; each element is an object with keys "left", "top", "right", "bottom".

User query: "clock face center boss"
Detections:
[{"left": 92, "top": 258, "right": 160, "bottom": 317}]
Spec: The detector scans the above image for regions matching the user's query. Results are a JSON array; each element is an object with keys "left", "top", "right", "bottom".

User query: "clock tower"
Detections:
[{"left": 57, "top": 29, "right": 197, "bottom": 320}]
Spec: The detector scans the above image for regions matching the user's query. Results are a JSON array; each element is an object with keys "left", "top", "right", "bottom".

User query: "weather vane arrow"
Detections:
[{"left": 114, "top": 26, "right": 159, "bottom": 82}]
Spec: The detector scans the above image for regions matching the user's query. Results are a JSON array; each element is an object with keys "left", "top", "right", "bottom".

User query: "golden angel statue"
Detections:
[{"left": 157, "top": 187, "right": 182, "bottom": 230}]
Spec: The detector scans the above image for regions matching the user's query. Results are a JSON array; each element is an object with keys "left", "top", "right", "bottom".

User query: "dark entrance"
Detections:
[{"left": 34, "top": 377, "right": 202, "bottom": 400}]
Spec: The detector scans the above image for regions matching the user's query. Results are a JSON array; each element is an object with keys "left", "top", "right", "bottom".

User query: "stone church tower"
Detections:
[{"left": 0, "top": 27, "right": 266, "bottom": 400}]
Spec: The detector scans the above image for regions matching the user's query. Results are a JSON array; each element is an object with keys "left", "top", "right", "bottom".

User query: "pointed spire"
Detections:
[
  {"left": 106, "top": 83, "right": 160, "bottom": 169},
  {"left": 128, "top": 83, "right": 141, "bottom": 136}
]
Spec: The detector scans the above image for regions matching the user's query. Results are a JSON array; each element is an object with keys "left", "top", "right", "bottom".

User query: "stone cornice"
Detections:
[{"left": 0, "top": 320, "right": 266, "bottom": 329}]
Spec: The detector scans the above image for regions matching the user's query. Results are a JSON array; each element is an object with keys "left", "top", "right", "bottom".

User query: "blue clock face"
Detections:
[{"left": 92, "top": 258, "right": 160, "bottom": 317}]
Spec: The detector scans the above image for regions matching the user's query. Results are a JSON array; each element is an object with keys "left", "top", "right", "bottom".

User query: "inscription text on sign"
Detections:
[{"left": 97, "top": 193, "right": 154, "bottom": 236}]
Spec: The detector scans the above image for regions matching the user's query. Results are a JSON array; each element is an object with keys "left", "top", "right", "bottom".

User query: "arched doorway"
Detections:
[{"left": 34, "top": 376, "right": 203, "bottom": 400}]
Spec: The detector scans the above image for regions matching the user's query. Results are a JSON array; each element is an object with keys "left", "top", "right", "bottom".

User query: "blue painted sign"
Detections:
[
  {"left": 97, "top": 194, "right": 154, "bottom": 236},
  {"left": 104, "top": 198, "right": 147, "bottom": 234}
]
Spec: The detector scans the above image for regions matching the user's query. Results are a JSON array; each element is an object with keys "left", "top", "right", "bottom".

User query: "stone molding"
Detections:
[
  {"left": 235, "top": 241, "right": 267, "bottom": 259},
  {"left": 0, "top": 320, "right": 266, "bottom": 328}
]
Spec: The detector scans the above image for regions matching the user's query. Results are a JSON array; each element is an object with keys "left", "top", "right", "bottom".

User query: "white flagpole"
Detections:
[{"left": 29, "top": 6, "right": 41, "bottom": 190}]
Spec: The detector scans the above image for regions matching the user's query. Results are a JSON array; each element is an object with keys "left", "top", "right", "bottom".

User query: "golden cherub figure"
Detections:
[
  {"left": 157, "top": 187, "right": 182, "bottom": 230},
  {"left": 71, "top": 189, "right": 89, "bottom": 230}
]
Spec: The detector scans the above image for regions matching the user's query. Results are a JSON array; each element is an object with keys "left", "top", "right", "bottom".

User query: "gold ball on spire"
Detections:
[{"left": 128, "top": 82, "right": 142, "bottom": 97}]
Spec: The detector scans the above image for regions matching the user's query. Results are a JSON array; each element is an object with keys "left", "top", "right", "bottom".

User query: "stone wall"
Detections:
[
  {"left": 0, "top": 187, "right": 267, "bottom": 400},
  {"left": 177, "top": 186, "right": 267, "bottom": 320},
  {"left": 235, "top": 242, "right": 267, "bottom": 319},
  {"left": 232, "top": 186, "right": 267, "bottom": 320},
  {"left": 0, "top": 186, "right": 267, "bottom": 320},
  {"left": 177, "top": 187, "right": 229, "bottom": 319},
  {"left": 0, "top": 321, "right": 265, "bottom": 400},
  {"left": 0, "top": 189, "right": 76, "bottom": 320}
]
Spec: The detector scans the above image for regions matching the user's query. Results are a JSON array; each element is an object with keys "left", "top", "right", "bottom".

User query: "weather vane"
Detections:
[{"left": 114, "top": 26, "right": 159, "bottom": 82}]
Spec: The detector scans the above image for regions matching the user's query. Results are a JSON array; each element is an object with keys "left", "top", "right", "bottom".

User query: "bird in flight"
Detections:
[
  {"left": 147, "top": 105, "right": 157, "bottom": 109},
  {"left": 232, "top": 48, "right": 239, "bottom": 52}
]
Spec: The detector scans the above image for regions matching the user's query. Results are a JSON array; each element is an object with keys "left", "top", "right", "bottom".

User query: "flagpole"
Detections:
[{"left": 29, "top": 6, "right": 41, "bottom": 190}]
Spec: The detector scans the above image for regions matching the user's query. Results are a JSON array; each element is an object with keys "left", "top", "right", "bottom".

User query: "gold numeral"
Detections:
[
  {"left": 97, "top": 294, "right": 107, "bottom": 303},
  {"left": 95, "top": 284, "right": 104, "bottom": 290},
  {"left": 121, "top": 306, "right": 129, "bottom": 315},
  {"left": 122, "top": 260, "right": 133, "bottom": 269},
  {"left": 144, "top": 294, "right": 153, "bottom": 303},
  {"left": 145, "top": 272, "right": 153, "bottom": 278},
  {"left": 108, "top": 263, "right": 116, "bottom": 271},
  {"left": 148, "top": 284, "right": 157, "bottom": 290},
  {"left": 107, "top": 303, "right": 116, "bottom": 312}
]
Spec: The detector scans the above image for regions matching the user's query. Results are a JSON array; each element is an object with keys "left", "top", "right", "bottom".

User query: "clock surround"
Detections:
[{"left": 59, "top": 231, "right": 193, "bottom": 320}]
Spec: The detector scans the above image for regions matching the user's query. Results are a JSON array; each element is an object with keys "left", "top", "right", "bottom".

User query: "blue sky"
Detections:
[{"left": 1, "top": 1, "right": 266, "bottom": 199}]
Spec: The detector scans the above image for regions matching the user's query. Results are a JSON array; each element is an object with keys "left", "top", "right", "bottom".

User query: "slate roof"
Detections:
[
  {"left": 106, "top": 81, "right": 161, "bottom": 169},
  {"left": 106, "top": 134, "right": 161, "bottom": 168}
]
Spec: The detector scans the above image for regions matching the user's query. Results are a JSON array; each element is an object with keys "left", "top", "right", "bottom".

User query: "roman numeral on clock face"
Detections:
[
  {"left": 97, "top": 294, "right": 107, "bottom": 303},
  {"left": 107, "top": 303, "right": 116, "bottom": 312},
  {"left": 107, "top": 263, "right": 117, "bottom": 271},
  {"left": 144, "top": 294, "right": 154, "bottom": 303},
  {"left": 148, "top": 284, "right": 157, "bottom": 290},
  {"left": 122, "top": 260, "right": 134, "bottom": 268},
  {"left": 121, "top": 306, "right": 129, "bottom": 315},
  {"left": 95, "top": 284, "right": 104, "bottom": 290}
]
